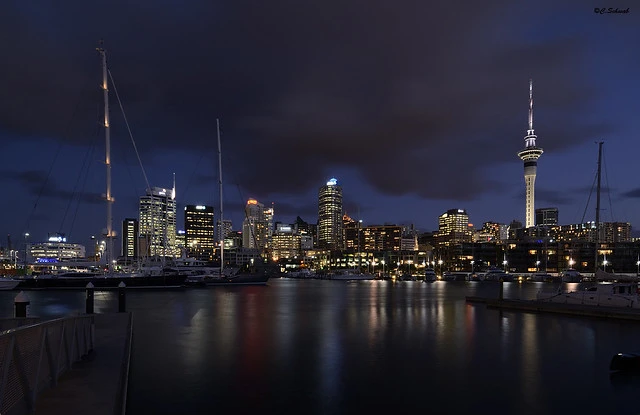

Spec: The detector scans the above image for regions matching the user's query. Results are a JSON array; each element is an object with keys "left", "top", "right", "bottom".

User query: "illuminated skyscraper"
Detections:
[
  {"left": 121, "top": 218, "right": 138, "bottom": 259},
  {"left": 318, "top": 178, "right": 343, "bottom": 250},
  {"left": 184, "top": 205, "right": 215, "bottom": 260},
  {"left": 517, "top": 79, "right": 544, "bottom": 228},
  {"left": 242, "top": 199, "right": 269, "bottom": 250},
  {"left": 139, "top": 185, "right": 177, "bottom": 257},
  {"left": 438, "top": 209, "right": 472, "bottom": 245}
]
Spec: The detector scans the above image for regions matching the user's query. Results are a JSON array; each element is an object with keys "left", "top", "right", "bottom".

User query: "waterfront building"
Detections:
[
  {"left": 437, "top": 209, "right": 472, "bottom": 246},
  {"left": 121, "top": 218, "right": 138, "bottom": 261},
  {"left": 362, "top": 225, "right": 402, "bottom": 252},
  {"left": 184, "top": 204, "right": 215, "bottom": 261},
  {"left": 139, "top": 185, "right": 177, "bottom": 257},
  {"left": 28, "top": 234, "right": 86, "bottom": 262},
  {"left": 271, "top": 224, "right": 302, "bottom": 261},
  {"left": 536, "top": 207, "right": 558, "bottom": 226},
  {"left": 557, "top": 221, "right": 632, "bottom": 243},
  {"left": 242, "top": 199, "right": 269, "bottom": 250},
  {"left": 517, "top": 80, "right": 544, "bottom": 229},
  {"left": 343, "top": 214, "right": 362, "bottom": 251},
  {"left": 318, "top": 178, "right": 343, "bottom": 250}
]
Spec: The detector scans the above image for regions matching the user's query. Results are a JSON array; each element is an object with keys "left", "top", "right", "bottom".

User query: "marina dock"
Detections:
[
  {"left": 32, "top": 313, "right": 133, "bottom": 415},
  {"left": 466, "top": 296, "right": 640, "bottom": 321}
]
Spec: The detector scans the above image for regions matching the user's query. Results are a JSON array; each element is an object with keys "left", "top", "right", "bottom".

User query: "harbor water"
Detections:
[{"left": 3, "top": 279, "right": 640, "bottom": 414}]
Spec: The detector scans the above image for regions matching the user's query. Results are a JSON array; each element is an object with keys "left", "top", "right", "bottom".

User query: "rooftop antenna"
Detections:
[{"left": 528, "top": 79, "right": 534, "bottom": 134}]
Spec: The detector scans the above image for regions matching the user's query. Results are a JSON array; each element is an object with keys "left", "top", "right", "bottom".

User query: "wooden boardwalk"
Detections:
[{"left": 34, "top": 313, "right": 133, "bottom": 415}]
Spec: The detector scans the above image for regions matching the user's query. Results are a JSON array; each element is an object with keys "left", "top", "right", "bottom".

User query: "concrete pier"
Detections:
[
  {"left": 34, "top": 312, "right": 133, "bottom": 415},
  {"left": 466, "top": 296, "right": 640, "bottom": 321}
]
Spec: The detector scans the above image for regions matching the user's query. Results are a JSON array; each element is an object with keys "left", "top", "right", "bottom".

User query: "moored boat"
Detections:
[
  {"left": 536, "top": 281, "right": 640, "bottom": 308},
  {"left": 0, "top": 278, "right": 20, "bottom": 290},
  {"left": 424, "top": 268, "right": 436, "bottom": 283}
]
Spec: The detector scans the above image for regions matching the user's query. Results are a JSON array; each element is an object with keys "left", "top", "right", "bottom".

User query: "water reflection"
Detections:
[{"left": 7, "top": 281, "right": 640, "bottom": 415}]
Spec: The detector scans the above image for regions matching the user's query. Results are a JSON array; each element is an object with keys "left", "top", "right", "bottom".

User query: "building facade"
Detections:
[
  {"left": 318, "top": 178, "right": 343, "bottom": 250},
  {"left": 121, "top": 218, "right": 139, "bottom": 260},
  {"left": 535, "top": 207, "right": 558, "bottom": 226},
  {"left": 184, "top": 205, "right": 215, "bottom": 260},
  {"left": 139, "top": 186, "right": 177, "bottom": 257}
]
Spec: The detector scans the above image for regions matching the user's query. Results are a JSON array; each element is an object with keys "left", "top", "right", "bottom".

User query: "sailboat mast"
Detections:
[
  {"left": 594, "top": 141, "right": 603, "bottom": 272},
  {"left": 97, "top": 43, "right": 113, "bottom": 273},
  {"left": 217, "top": 119, "right": 224, "bottom": 276}
]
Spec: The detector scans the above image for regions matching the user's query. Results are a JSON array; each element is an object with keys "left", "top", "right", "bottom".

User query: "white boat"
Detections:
[
  {"left": 0, "top": 278, "right": 20, "bottom": 290},
  {"left": 483, "top": 267, "right": 513, "bottom": 282},
  {"left": 424, "top": 268, "right": 437, "bottom": 283},
  {"left": 537, "top": 282, "right": 640, "bottom": 308},
  {"left": 329, "top": 270, "right": 375, "bottom": 281},
  {"left": 561, "top": 269, "right": 582, "bottom": 283}
]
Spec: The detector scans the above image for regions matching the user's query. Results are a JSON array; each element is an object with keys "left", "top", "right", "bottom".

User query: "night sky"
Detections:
[{"left": 1, "top": 1, "right": 638, "bottom": 248}]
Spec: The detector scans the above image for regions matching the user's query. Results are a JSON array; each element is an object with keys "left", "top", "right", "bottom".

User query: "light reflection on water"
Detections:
[{"left": 3, "top": 280, "right": 640, "bottom": 414}]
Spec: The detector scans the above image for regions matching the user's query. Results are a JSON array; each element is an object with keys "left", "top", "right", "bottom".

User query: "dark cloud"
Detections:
[
  {"left": 1, "top": 0, "right": 638, "bottom": 240},
  {"left": 0, "top": 169, "right": 103, "bottom": 204},
  {"left": 620, "top": 189, "right": 640, "bottom": 199}
]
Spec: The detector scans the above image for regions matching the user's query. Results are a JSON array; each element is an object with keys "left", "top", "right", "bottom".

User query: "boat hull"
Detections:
[
  {"left": 15, "top": 274, "right": 188, "bottom": 290},
  {"left": 203, "top": 273, "right": 270, "bottom": 286},
  {"left": 610, "top": 352, "right": 640, "bottom": 372},
  {"left": 0, "top": 279, "right": 20, "bottom": 290}
]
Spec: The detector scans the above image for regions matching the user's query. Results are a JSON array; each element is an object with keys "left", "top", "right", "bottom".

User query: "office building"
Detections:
[
  {"left": 318, "top": 178, "right": 343, "bottom": 250},
  {"left": 184, "top": 204, "right": 215, "bottom": 261}
]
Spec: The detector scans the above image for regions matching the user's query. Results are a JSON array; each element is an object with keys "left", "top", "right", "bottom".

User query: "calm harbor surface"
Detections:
[{"left": 3, "top": 279, "right": 640, "bottom": 414}]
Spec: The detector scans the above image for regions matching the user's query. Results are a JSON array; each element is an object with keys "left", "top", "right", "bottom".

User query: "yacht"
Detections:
[
  {"left": 424, "top": 268, "right": 437, "bottom": 283},
  {"left": 483, "top": 267, "right": 513, "bottom": 282},
  {"left": 561, "top": 269, "right": 582, "bottom": 283},
  {"left": 537, "top": 281, "right": 640, "bottom": 308},
  {"left": 0, "top": 277, "right": 20, "bottom": 290},
  {"left": 329, "top": 270, "right": 375, "bottom": 281}
]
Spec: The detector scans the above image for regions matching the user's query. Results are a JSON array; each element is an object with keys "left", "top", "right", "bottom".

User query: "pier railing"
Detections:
[
  {"left": 0, "top": 315, "right": 94, "bottom": 415},
  {"left": 0, "top": 318, "right": 42, "bottom": 333}
]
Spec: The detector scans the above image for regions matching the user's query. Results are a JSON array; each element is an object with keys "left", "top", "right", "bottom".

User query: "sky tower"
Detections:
[{"left": 517, "top": 79, "right": 543, "bottom": 229}]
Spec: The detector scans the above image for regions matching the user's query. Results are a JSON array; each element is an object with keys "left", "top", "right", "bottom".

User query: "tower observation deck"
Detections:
[{"left": 517, "top": 79, "right": 543, "bottom": 229}]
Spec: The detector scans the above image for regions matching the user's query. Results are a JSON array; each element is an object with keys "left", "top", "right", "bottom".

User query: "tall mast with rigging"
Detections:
[
  {"left": 217, "top": 119, "right": 224, "bottom": 276},
  {"left": 594, "top": 141, "right": 603, "bottom": 273},
  {"left": 97, "top": 42, "right": 114, "bottom": 273}
]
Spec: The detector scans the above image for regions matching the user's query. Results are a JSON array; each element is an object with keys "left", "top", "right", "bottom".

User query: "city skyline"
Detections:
[{"left": 1, "top": 2, "right": 639, "bottom": 245}]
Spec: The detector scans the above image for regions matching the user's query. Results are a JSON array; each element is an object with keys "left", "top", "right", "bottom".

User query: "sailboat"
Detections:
[
  {"left": 17, "top": 43, "right": 188, "bottom": 290},
  {"left": 199, "top": 120, "right": 275, "bottom": 286}
]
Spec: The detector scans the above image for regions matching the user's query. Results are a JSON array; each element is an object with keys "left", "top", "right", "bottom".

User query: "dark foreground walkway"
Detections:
[{"left": 34, "top": 312, "right": 133, "bottom": 415}]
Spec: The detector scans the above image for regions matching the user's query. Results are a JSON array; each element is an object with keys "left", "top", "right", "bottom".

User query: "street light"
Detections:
[
  {"left": 438, "top": 259, "right": 443, "bottom": 276},
  {"left": 569, "top": 258, "right": 575, "bottom": 269},
  {"left": 503, "top": 259, "right": 508, "bottom": 270},
  {"left": 637, "top": 259, "right": 640, "bottom": 276},
  {"left": 471, "top": 260, "right": 475, "bottom": 274},
  {"left": 536, "top": 260, "right": 541, "bottom": 272},
  {"left": 24, "top": 232, "right": 30, "bottom": 270}
]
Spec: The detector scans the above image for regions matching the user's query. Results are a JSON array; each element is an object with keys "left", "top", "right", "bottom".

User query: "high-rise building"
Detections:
[
  {"left": 242, "top": 199, "right": 269, "bottom": 250},
  {"left": 517, "top": 80, "right": 544, "bottom": 229},
  {"left": 318, "top": 178, "right": 343, "bottom": 250},
  {"left": 535, "top": 207, "right": 558, "bottom": 226},
  {"left": 121, "top": 218, "right": 138, "bottom": 260},
  {"left": 184, "top": 205, "right": 215, "bottom": 260},
  {"left": 139, "top": 185, "right": 177, "bottom": 257},
  {"left": 437, "top": 209, "right": 472, "bottom": 245},
  {"left": 216, "top": 219, "right": 233, "bottom": 243}
]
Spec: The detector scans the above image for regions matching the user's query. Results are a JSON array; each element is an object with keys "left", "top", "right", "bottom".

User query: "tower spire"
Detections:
[
  {"left": 517, "top": 79, "right": 544, "bottom": 229},
  {"left": 528, "top": 79, "right": 534, "bottom": 134}
]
